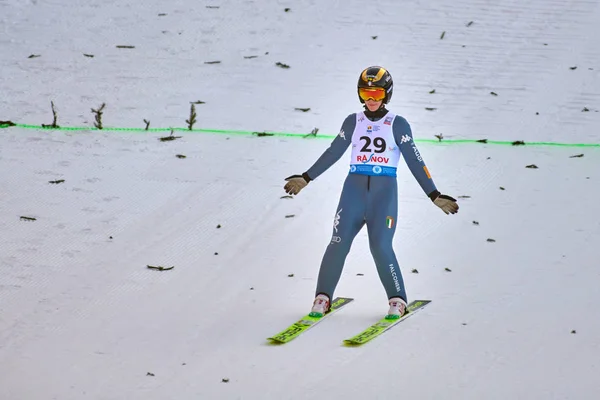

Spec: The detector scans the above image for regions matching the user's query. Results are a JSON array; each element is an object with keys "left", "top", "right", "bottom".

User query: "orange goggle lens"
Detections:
[{"left": 359, "top": 87, "right": 386, "bottom": 101}]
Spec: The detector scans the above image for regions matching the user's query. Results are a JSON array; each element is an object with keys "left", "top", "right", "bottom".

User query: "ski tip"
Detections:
[
  {"left": 410, "top": 299, "right": 432, "bottom": 305},
  {"left": 330, "top": 297, "right": 355, "bottom": 306}
]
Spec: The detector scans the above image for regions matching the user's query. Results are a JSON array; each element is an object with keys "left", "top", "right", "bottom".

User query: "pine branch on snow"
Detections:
[
  {"left": 147, "top": 265, "right": 174, "bottom": 271},
  {"left": 159, "top": 128, "right": 182, "bottom": 141},
  {"left": 303, "top": 127, "right": 319, "bottom": 138},
  {"left": 186, "top": 104, "right": 197, "bottom": 130},
  {"left": 42, "top": 101, "right": 59, "bottom": 128},
  {"left": 91, "top": 103, "right": 106, "bottom": 129}
]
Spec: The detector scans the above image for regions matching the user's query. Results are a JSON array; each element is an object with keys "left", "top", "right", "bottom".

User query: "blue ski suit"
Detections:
[{"left": 303, "top": 109, "right": 438, "bottom": 303}]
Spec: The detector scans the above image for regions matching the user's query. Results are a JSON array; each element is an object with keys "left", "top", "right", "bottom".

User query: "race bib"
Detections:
[{"left": 349, "top": 112, "right": 400, "bottom": 177}]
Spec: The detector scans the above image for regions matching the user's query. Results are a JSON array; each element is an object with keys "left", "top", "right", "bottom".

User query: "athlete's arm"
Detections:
[
  {"left": 304, "top": 114, "right": 356, "bottom": 180},
  {"left": 393, "top": 116, "right": 459, "bottom": 214},
  {"left": 283, "top": 114, "right": 356, "bottom": 195},
  {"left": 393, "top": 116, "right": 438, "bottom": 197}
]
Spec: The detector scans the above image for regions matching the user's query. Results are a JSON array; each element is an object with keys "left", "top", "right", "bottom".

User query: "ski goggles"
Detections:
[{"left": 358, "top": 87, "right": 386, "bottom": 102}]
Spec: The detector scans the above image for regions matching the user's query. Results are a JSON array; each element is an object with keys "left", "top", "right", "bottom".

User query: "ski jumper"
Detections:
[{"left": 304, "top": 111, "right": 437, "bottom": 303}]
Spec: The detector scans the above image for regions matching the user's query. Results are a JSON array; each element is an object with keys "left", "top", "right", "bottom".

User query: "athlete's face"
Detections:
[{"left": 365, "top": 99, "right": 383, "bottom": 112}]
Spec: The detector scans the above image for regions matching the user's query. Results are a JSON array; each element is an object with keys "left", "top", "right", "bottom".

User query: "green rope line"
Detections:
[{"left": 1, "top": 122, "right": 599, "bottom": 147}]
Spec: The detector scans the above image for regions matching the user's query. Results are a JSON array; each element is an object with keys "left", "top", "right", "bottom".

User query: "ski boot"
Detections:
[
  {"left": 385, "top": 297, "right": 407, "bottom": 320},
  {"left": 309, "top": 294, "right": 330, "bottom": 318}
]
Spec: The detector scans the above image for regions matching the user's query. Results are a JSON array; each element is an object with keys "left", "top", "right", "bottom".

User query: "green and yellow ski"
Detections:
[
  {"left": 267, "top": 297, "right": 354, "bottom": 344},
  {"left": 343, "top": 300, "right": 431, "bottom": 346}
]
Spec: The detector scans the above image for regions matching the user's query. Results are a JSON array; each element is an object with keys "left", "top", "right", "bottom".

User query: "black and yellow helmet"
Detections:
[{"left": 357, "top": 66, "right": 393, "bottom": 104}]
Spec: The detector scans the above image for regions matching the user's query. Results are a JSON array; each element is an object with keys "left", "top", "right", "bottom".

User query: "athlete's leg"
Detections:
[
  {"left": 365, "top": 176, "right": 408, "bottom": 302},
  {"left": 315, "top": 174, "right": 367, "bottom": 300}
]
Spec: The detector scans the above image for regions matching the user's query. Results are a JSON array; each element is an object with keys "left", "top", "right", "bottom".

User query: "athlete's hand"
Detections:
[
  {"left": 428, "top": 190, "right": 459, "bottom": 215},
  {"left": 284, "top": 173, "right": 311, "bottom": 195}
]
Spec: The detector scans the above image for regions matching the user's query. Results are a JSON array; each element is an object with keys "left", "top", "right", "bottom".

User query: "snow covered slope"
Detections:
[{"left": 1, "top": 1, "right": 599, "bottom": 399}]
